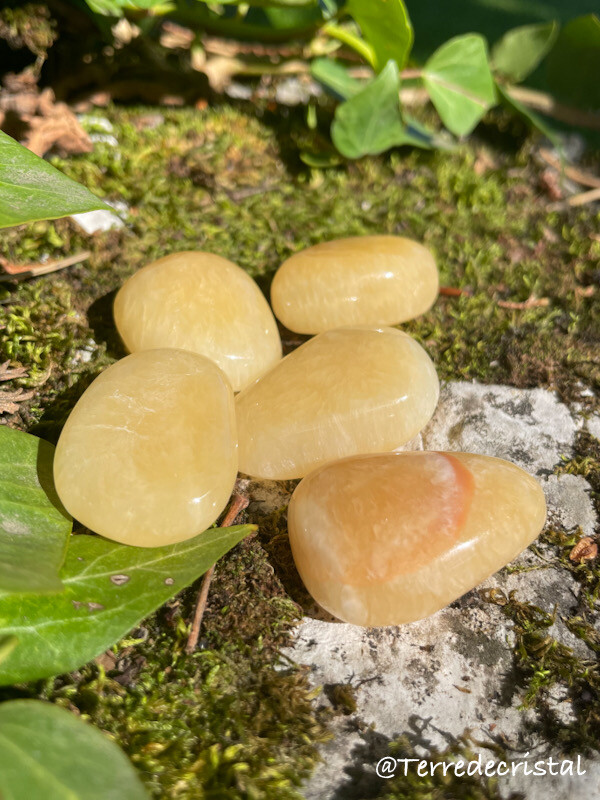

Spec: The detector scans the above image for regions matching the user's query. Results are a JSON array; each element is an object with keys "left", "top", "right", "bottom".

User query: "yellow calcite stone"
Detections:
[
  {"left": 236, "top": 326, "right": 439, "bottom": 479},
  {"left": 288, "top": 451, "right": 547, "bottom": 626},
  {"left": 53, "top": 349, "right": 238, "bottom": 547},
  {"left": 270, "top": 236, "right": 438, "bottom": 334},
  {"left": 114, "top": 251, "right": 282, "bottom": 391}
]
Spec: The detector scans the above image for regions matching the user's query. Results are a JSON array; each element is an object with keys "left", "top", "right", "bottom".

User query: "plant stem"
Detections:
[
  {"left": 185, "top": 493, "right": 249, "bottom": 654},
  {"left": 322, "top": 22, "right": 376, "bottom": 68}
]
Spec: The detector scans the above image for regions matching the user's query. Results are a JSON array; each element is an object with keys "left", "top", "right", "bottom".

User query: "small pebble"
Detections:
[
  {"left": 270, "top": 236, "right": 438, "bottom": 334},
  {"left": 114, "top": 251, "right": 282, "bottom": 391},
  {"left": 54, "top": 349, "right": 238, "bottom": 547},
  {"left": 235, "top": 326, "right": 439, "bottom": 479},
  {"left": 288, "top": 451, "right": 547, "bottom": 626}
]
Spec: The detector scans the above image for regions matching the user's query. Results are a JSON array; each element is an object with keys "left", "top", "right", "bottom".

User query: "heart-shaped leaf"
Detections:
[
  {"left": 492, "top": 22, "right": 559, "bottom": 84},
  {"left": 332, "top": 60, "right": 432, "bottom": 158},
  {"left": 0, "top": 524, "right": 254, "bottom": 684},
  {"left": 423, "top": 34, "right": 496, "bottom": 137},
  {"left": 0, "top": 426, "right": 71, "bottom": 594},
  {"left": 0, "top": 700, "right": 149, "bottom": 800},
  {"left": 346, "top": 0, "right": 413, "bottom": 72},
  {"left": 0, "top": 131, "right": 111, "bottom": 229},
  {"left": 311, "top": 57, "right": 362, "bottom": 100}
]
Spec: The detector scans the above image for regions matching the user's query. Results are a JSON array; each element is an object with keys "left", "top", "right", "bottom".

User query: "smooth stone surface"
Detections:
[
  {"left": 54, "top": 349, "right": 238, "bottom": 547},
  {"left": 114, "top": 251, "right": 282, "bottom": 391},
  {"left": 270, "top": 236, "right": 438, "bottom": 334},
  {"left": 235, "top": 326, "right": 439, "bottom": 479},
  {"left": 288, "top": 451, "right": 547, "bottom": 626}
]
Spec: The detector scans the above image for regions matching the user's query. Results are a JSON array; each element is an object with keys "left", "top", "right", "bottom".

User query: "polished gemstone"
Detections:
[
  {"left": 114, "top": 251, "right": 282, "bottom": 391},
  {"left": 236, "top": 326, "right": 439, "bottom": 479},
  {"left": 270, "top": 236, "right": 438, "bottom": 334},
  {"left": 53, "top": 349, "right": 238, "bottom": 547},
  {"left": 288, "top": 451, "right": 547, "bottom": 626}
]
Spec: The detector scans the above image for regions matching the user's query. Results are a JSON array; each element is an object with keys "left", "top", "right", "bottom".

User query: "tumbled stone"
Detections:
[
  {"left": 270, "top": 236, "right": 438, "bottom": 334},
  {"left": 114, "top": 251, "right": 282, "bottom": 391},
  {"left": 53, "top": 349, "right": 238, "bottom": 547},
  {"left": 236, "top": 326, "right": 439, "bottom": 479},
  {"left": 288, "top": 451, "right": 546, "bottom": 626}
]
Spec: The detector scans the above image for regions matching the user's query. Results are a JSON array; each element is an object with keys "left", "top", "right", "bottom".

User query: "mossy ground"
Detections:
[{"left": 1, "top": 101, "right": 600, "bottom": 797}]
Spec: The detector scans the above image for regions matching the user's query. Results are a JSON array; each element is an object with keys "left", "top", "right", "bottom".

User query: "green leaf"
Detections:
[
  {"left": 346, "top": 0, "right": 413, "bottom": 71},
  {"left": 0, "top": 524, "right": 254, "bottom": 685},
  {"left": 545, "top": 14, "right": 600, "bottom": 111},
  {"left": 0, "top": 427, "right": 71, "bottom": 594},
  {"left": 310, "top": 57, "right": 363, "bottom": 100},
  {"left": 0, "top": 635, "right": 18, "bottom": 666},
  {"left": 0, "top": 700, "right": 149, "bottom": 800},
  {"left": 497, "top": 83, "right": 560, "bottom": 147},
  {"left": 0, "top": 131, "right": 112, "bottom": 229},
  {"left": 331, "top": 60, "right": 432, "bottom": 158},
  {"left": 423, "top": 34, "right": 496, "bottom": 137},
  {"left": 491, "top": 21, "right": 558, "bottom": 83}
]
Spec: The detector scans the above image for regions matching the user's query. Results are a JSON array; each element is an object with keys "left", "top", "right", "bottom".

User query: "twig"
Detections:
[
  {"left": 439, "top": 286, "right": 472, "bottom": 298},
  {"left": 497, "top": 296, "right": 550, "bottom": 310},
  {"left": 185, "top": 493, "right": 249, "bottom": 654},
  {"left": 504, "top": 86, "right": 600, "bottom": 132},
  {"left": 566, "top": 186, "right": 600, "bottom": 207},
  {"left": 539, "top": 148, "right": 600, "bottom": 189},
  {"left": 0, "top": 251, "right": 91, "bottom": 281}
]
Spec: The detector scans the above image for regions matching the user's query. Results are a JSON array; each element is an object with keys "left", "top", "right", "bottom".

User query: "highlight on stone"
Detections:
[
  {"left": 270, "top": 235, "right": 439, "bottom": 334},
  {"left": 53, "top": 349, "right": 238, "bottom": 547},
  {"left": 288, "top": 451, "right": 547, "bottom": 626},
  {"left": 235, "top": 326, "right": 439, "bottom": 480},
  {"left": 113, "top": 250, "right": 282, "bottom": 392}
]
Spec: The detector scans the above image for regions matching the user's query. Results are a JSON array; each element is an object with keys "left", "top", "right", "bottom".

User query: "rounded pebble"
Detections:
[
  {"left": 54, "top": 349, "right": 238, "bottom": 547},
  {"left": 114, "top": 251, "right": 282, "bottom": 391},
  {"left": 235, "top": 326, "right": 439, "bottom": 479},
  {"left": 288, "top": 451, "right": 547, "bottom": 626},
  {"left": 270, "top": 236, "right": 438, "bottom": 334}
]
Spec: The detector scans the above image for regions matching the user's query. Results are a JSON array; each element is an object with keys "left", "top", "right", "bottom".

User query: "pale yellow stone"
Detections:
[
  {"left": 236, "top": 326, "right": 439, "bottom": 479},
  {"left": 288, "top": 451, "right": 547, "bottom": 626},
  {"left": 53, "top": 349, "right": 238, "bottom": 547},
  {"left": 270, "top": 236, "right": 438, "bottom": 334},
  {"left": 114, "top": 251, "right": 282, "bottom": 391}
]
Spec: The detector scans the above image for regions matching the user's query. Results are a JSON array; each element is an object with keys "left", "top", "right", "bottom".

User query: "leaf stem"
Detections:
[
  {"left": 322, "top": 22, "right": 376, "bottom": 69},
  {"left": 185, "top": 493, "right": 250, "bottom": 654}
]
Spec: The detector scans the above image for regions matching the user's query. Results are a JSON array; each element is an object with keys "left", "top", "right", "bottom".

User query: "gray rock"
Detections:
[{"left": 268, "top": 381, "right": 599, "bottom": 799}]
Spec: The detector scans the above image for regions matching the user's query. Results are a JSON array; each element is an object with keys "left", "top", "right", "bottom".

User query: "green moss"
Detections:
[
  {"left": 4, "top": 537, "right": 330, "bottom": 799},
  {"left": 477, "top": 434, "right": 600, "bottom": 756},
  {"left": 365, "top": 733, "right": 513, "bottom": 800},
  {"left": 1, "top": 102, "right": 600, "bottom": 794}
]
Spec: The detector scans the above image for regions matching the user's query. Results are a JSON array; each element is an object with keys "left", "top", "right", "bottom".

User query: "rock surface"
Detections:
[{"left": 265, "top": 381, "right": 599, "bottom": 800}]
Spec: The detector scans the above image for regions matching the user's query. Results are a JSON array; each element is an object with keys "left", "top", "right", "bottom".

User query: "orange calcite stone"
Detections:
[
  {"left": 270, "top": 236, "right": 438, "bottom": 334},
  {"left": 288, "top": 451, "right": 546, "bottom": 626},
  {"left": 53, "top": 349, "right": 238, "bottom": 547},
  {"left": 114, "top": 251, "right": 282, "bottom": 391},
  {"left": 235, "top": 326, "right": 439, "bottom": 479}
]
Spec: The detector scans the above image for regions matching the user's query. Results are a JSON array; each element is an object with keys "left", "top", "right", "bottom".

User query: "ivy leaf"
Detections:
[
  {"left": 423, "top": 34, "right": 496, "bottom": 137},
  {"left": 545, "top": 14, "right": 600, "bottom": 111},
  {"left": 0, "top": 524, "right": 254, "bottom": 685},
  {"left": 311, "top": 57, "right": 362, "bottom": 100},
  {"left": 332, "top": 60, "right": 432, "bottom": 158},
  {"left": 0, "top": 131, "right": 111, "bottom": 229},
  {"left": 0, "top": 427, "right": 71, "bottom": 594},
  {"left": 0, "top": 700, "right": 149, "bottom": 800},
  {"left": 491, "top": 22, "right": 559, "bottom": 84},
  {"left": 346, "top": 0, "right": 413, "bottom": 72}
]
